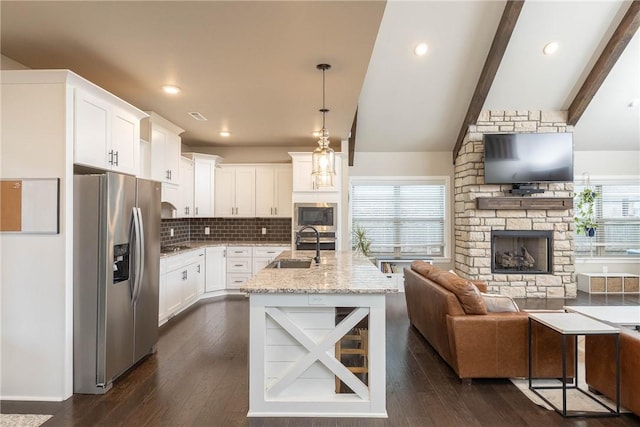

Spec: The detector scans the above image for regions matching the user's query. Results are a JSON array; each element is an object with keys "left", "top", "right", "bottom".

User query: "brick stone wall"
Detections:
[{"left": 454, "top": 110, "right": 576, "bottom": 298}]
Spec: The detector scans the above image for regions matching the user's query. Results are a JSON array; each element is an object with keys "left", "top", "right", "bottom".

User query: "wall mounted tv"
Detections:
[{"left": 483, "top": 133, "right": 574, "bottom": 184}]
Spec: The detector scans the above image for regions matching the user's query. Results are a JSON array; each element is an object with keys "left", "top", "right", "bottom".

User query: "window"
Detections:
[
  {"left": 574, "top": 178, "right": 640, "bottom": 257},
  {"left": 351, "top": 178, "right": 448, "bottom": 257}
]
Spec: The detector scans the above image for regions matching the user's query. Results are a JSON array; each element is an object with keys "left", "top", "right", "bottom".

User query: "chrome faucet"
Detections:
[{"left": 296, "top": 225, "right": 321, "bottom": 264}]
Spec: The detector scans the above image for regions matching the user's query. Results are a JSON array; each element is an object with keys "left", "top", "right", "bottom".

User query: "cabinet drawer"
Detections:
[
  {"left": 227, "top": 259, "right": 251, "bottom": 273},
  {"left": 227, "top": 246, "right": 251, "bottom": 257},
  {"left": 253, "top": 246, "right": 287, "bottom": 258},
  {"left": 227, "top": 273, "right": 252, "bottom": 289},
  {"left": 165, "top": 252, "right": 189, "bottom": 272}
]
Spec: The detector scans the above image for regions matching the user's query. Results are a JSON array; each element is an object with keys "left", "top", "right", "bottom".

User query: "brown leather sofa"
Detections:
[
  {"left": 585, "top": 330, "right": 640, "bottom": 416},
  {"left": 404, "top": 261, "right": 572, "bottom": 380}
]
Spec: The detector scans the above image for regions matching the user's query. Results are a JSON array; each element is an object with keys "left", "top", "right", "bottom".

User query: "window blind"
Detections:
[
  {"left": 351, "top": 181, "right": 446, "bottom": 255},
  {"left": 574, "top": 180, "right": 640, "bottom": 256}
]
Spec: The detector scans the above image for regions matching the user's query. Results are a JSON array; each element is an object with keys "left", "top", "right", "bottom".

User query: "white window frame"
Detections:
[
  {"left": 349, "top": 176, "right": 451, "bottom": 261},
  {"left": 574, "top": 174, "right": 640, "bottom": 263}
]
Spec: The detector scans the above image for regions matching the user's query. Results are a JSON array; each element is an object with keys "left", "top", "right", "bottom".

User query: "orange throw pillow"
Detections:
[
  {"left": 411, "top": 260, "right": 435, "bottom": 278},
  {"left": 427, "top": 269, "right": 487, "bottom": 315}
]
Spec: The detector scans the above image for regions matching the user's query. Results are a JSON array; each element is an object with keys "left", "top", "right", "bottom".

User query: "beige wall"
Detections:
[
  {"left": 1, "top": 54, "right": 29, "bottom": 70},
  {"left": 574, "top": 150, "right": 640, "bottom": 176},
  {"left": 349, "top": 151, "right": 453, "bottom": 177}
]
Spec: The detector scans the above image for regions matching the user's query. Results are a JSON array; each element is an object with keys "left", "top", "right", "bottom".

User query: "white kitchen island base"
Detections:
[{"left": 247, "top": 292, "right": 387, "bottom": 418}]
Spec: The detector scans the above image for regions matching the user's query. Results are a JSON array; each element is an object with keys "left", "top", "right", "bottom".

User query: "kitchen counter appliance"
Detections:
[
  {"left": 73, "top": 172, "right": 160, "bottom": 394},
  {"left": 293, "top": 202, "right": 337, "bottom": 251}
]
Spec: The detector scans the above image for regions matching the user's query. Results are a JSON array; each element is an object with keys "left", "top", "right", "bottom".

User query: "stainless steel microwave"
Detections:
[{"left": 294, "top": 203, "right": 337, "bottom": 232}]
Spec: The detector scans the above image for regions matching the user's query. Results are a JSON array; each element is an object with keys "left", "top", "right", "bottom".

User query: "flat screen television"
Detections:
[{"left": 483, "top": 133, "right": 573, "bottom": 184}]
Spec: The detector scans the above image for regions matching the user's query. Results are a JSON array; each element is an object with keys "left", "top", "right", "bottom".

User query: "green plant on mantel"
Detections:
[
  {"left": 575, "top": 187, "right": 599, "bottom": 236},
  {"left": 352, "top": 224, "right": 372, "bottom": 257}
]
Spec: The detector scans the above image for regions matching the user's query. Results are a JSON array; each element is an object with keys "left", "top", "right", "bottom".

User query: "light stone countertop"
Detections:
[
  {"left": 160, "top": 241, "right": 290, "bottom": 257},
  {"left": 241, "top": 250, "right": 398, "bottom": 294}
]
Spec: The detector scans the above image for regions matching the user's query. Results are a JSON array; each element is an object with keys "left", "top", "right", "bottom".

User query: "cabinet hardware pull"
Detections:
[
  {"left": 195, "top": 207, "right": 198, "bottom": 215},
  {"left": 114, "top": 150, "right": 119, "bottom": 166},
  {"left": 108, "top": 150, "right": 114, "bottom": 165},
  {"left": 274, "top": 207, "right": 277, "bottom": 215},
  {"left": 197, "top": 265, "right": 201, "bottom": 273}
]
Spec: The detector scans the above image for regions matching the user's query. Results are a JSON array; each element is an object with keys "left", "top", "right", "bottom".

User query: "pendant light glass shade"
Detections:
[
  {"left": 311, "top": 64, "right": 335, "bottom": 188},
  {"left": 312, "top": 129, "right": 335, "bottom": 188}
]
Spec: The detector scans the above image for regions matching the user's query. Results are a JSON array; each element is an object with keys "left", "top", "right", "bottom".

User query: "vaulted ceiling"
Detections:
[{"left": 1, "top": 1, "right": 638, "bottom": 157}]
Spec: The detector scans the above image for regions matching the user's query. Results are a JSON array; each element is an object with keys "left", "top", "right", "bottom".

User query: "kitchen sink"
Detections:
[{"left": 266, "top": 259, "right": 313, "bottom": 269}]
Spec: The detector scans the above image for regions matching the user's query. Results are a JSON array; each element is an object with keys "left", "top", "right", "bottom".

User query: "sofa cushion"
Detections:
[
  {"left": 427, "top": 269, "right": 487, "bottom": 315},
  {"left": 448, "top": 269, "right": 489, "bottom": 293},
  {"left": 481, "top": 293, "right": 519, "bottom": 312},
  {"left": 411, "top": 260, "right": 435, "bottom": 278}
]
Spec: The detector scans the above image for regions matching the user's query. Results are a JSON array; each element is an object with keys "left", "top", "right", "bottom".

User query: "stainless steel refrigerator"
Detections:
[{"left": 73, "top": 172, "right": 160, "bottom": 394}]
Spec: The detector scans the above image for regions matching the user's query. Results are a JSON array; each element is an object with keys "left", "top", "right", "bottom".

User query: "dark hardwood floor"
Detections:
[{"left": 2, "top": 292, "right": 639, "bottom": 427}]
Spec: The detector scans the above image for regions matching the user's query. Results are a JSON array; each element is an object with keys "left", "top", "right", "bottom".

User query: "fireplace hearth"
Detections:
[{"left": 491, "top": 230, "right": 553, "bottom": 274}]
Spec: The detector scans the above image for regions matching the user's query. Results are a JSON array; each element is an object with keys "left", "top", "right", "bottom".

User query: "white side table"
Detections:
[{"left": 527, "top": 312, "right": 621, "bottom": 418}]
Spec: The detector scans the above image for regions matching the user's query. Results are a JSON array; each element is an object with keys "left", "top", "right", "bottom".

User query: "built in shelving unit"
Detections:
[
  {"left": 577, "top": 273, "right": 640, "bottom": 294},
  {"left": 376, "top": 257, "right": 433, "bottom": 290}
]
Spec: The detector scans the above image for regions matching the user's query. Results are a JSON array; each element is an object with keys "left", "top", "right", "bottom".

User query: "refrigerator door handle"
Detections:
[
  {"left": 130, "top": 207, "right": 143, "bottom": 304},
  {"left": 128, "top": 207, "right": 138, "bottom": 301},
  {"left": 134, "top": 207, "right": 145, "bottom": 303}
]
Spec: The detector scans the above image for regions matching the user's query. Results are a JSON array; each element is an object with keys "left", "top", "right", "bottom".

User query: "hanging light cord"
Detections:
[{"left": 317, "top": 63, "right": 331, "bottom": 140}]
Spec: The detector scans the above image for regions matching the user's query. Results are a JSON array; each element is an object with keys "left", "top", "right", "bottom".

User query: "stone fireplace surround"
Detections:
[{"left": 454, "top": 110, "right": 576, "bottom": 298}]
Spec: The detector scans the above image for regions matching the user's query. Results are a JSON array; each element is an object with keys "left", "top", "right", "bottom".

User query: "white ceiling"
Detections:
[{"left": 1, "top": 1, "right": 638, "bottom": 155}]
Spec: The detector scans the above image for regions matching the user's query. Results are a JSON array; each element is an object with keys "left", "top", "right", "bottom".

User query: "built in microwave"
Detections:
[{"left": 294, "top": 202, "right": 337, "bottom": 232}]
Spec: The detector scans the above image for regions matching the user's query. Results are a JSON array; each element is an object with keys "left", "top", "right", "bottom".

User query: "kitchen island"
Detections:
[{"left": 241, "top": 251, "right": 397, "bottom": 418}]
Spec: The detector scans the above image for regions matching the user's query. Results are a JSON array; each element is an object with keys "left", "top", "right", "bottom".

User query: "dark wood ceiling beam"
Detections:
[
  {"left": 348, "top": 108, "right": 358, "bottom": 166},
  {"left": 452, "top": 0, "right": 525, "bottom": 164},
  {"left": 567, "top": 1, "right": 640, "bottom": 126}
]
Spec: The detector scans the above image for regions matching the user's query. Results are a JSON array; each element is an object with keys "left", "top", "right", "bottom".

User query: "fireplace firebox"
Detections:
[{"left": 491, "top": 230, "right": 553, "bottom": 274}]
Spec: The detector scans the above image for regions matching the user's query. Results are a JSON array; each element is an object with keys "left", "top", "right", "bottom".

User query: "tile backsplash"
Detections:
[
  {"left": 160, "top": 217, "right": 292, "bottom": 246},
  {"left": 160, "top": 219, "right": 190, "bottom": 246}
]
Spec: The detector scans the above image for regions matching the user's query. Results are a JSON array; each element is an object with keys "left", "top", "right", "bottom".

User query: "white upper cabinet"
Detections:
[
  {"left": 255, "top": 165, "right": 292, "bottom": 217},
  {"left": 183, "top": 153, "right": 221, "bottom": 217},
  {"left": 215, "top": 165, "right": 256, "bottom": 217},
  {"left": 144, "top": 112, "right": 183, "bottom": 185},
  {"left": 74, "top": 87, "right": 143, "bottom": 176},
  {"left": 289, "top": 152, "right": 341, "bottom": 192},
  {"left": 178, "top": 156, "right": 194, "bottom": 218}
]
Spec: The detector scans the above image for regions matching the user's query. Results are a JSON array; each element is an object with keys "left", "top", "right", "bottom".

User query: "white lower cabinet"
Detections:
[
  {"left": 226, "top": 246, "right": 252, "bottom": 290},
  {"left": 159, "top": 245, "right": 288, "bottom": 324},
  {"left": 227, "top": 245, "right": 289, "bottom": 290},
  {"left": 159, "top": 248, "right": 205, "bottom": 325},
  {"left": 205, "top": 246, "right": 226, "bottom": 292},
  {"left": 253, "top": 246, "right": 289, "bottom": 272},
  {"left": 158, "top": 259, "right": 168, "bottom": 324},
  {"left": 165, "top": 267, "right": 184, "bottom": 316}
]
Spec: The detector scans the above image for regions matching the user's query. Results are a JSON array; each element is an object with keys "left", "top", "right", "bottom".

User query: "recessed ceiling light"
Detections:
[
  {"left": 414, "top": 43, "right": 429, "bottom": 56},
  {"left": 543, "top": 41, "right": 559, "bottom": 55},
  {"left": 219, "top": 131, "right": 231, "bottom": 137},
  {"left": 161, "top": 85, "right": 181, "bottom": 94}
]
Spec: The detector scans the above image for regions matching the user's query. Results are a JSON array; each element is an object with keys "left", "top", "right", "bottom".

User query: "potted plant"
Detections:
[
  {"left": 352, "top": 224, "right": 372, "bottom": 257},
  {"left": 575, "top": 187, "right": 598, "bottom": 236}
]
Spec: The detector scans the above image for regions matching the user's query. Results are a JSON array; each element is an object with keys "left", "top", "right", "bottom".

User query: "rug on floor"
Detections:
[{"left": 0, "top": 414, "right": 52, "bottom": 427}]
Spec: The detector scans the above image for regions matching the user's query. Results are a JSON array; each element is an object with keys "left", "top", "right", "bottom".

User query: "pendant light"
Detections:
[{"left": 311, "top": 63, "right": 335, "bottom": 188}]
